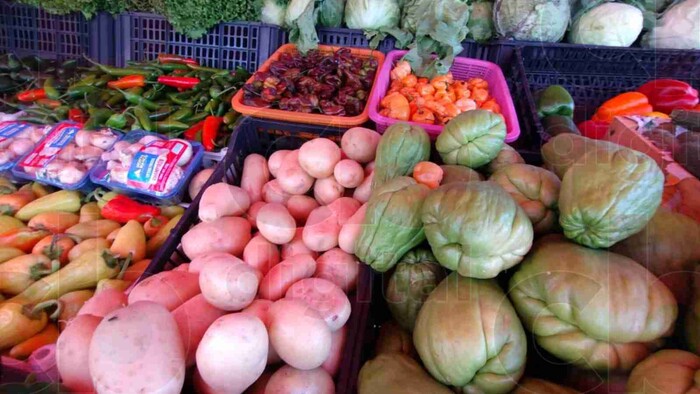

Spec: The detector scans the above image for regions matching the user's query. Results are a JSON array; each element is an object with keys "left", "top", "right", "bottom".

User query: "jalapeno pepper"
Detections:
[
  {"left": 84, "top": 57, "right": 154, "bottom": 77},
  {"left": 133, "top": 106, "right": 154, "bottom": 132},
  {"left": 186, "top": 111, "right": 209, "bottom": 124},
  {"left": 155, "top": 120, "right": 189, "bottom": 134},
  {"left": 17, "top": 89, "right": 47, "bottom": 102},
  {"left": 143, "top": 85, "right": 165, "bottom": 101},
  {"left": 149, "top": 106, "right": 175, "bottom": 121},
  {"left": 167, "top": 91, "right": 196, "bottom": 105},
  {"left": 165, "top": 107, "right": 193, "bottom": 122},
  {"left": 107, "top": 75, "right": 146, "bottom": 90},
  {"left": 64, "top": 85, "right": 97, "bottom": 99},
  {"left": 105, "top": 112, "right": 129, "bottom": 130},
  {"left": 43, "top": 78, "right": 60, "bottom": 100},
  {"left": 157, "top": 76, "right": 200, "bottom": 89},
  {"left": 84, "top": 108, "right": 114, "bottom": 130},
  {"left": 100, "top": 194, "right": 161, "bottom": 224},
  {"left": 223, "top": 110, "right": 238, "bottom": 125},
  {"left": 202, "top": 115, "right": 222, "bottom": 151},
  {"left": 117, "top": 89, "right": 159, "bottom": 111}
]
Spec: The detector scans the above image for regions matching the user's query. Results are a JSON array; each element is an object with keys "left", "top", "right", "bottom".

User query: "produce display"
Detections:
[{"left": 0, "top": 122, "right": 50, "bottom": 171}]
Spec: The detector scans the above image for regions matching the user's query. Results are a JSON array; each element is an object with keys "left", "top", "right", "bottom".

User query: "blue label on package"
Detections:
[
  {"left": 0, "top": 123, "right": 31, "bottom": 139},
  {"left": 128, "top": 151, "right": 158, "bottom": 184},
  {"left": 49, "top": 127, "right": 79, "bottom": 148}
]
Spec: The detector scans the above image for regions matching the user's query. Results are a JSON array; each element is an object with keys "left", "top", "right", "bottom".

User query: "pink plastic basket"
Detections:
[{"left": 368, "top": 50, "right": 521, "bottom": 142}]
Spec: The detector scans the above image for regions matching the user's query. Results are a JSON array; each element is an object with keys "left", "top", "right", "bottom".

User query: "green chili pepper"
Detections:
[
  {"left": 155, "top": 120, "right": 189, "bottom": 133},
  {"left": 156, "top": 63, "right": 190, "bottom": 72},
  {"left": 186, "top": 111, "right": 209, "bottom": 124},
  {"left": 149, "top": 106, "right": 175, "bottom": 121},
  {"left": 106, "top": 112, "right": 128, "bottom": 129},
  {"left": 117, "top": 89, "right": 158, "bottom": 111},
  {"left": 43, "top": 77, "right": 60, "bottom": 100},
  {"left": 84, "top": 90, "right": 104, "bottom": 108},
  {"left": 106, "top": 91, "right": 125, "bottom": 107},
  {"left": 84, "top": 108, "right": 114, "bottom": 130},
  {"left": 186, "top": 63, "right": 228, "bottom": 75},
  {"left": 214, "top": 76, "right": 232, "bottom": 89},
  {"left": 94, "top": 74, "right": 113, "bottom": 88},
  {"left": 69, "top": 74, "right": 97, "bottom": 88},
  {"left": 209, "top": 85, "right": 223, "bottom": 99},
  {"left": 24, "top": 107, "right": 59, "bottom": 121},
  {"left": 54, "top": 105, "right": 69, "bottom": 119},
  {"left": 133, "top": 106, "right": 154, "bottom": 132},
  {"left": 216, "top": 101, "right": 227, "bottom": 117},
  {"left": 223, "top": 110, "right": 238, "bottom": 125},
  {"left": 197, "top": 94, "right": 211, "bottom": 107},
  {"left": 84, "top": 57, "right": 154, "bottom": 77},
  {"left": 143, "top": 85, "right": 165, "bottom": 101},
  {"left": 166, "top": 107, "right": 193, "bottom": 122},
  {"left": 167, "top": 91, "right": 196, "bottom": 105},
  {"left": 203, "top": 98, "right": 220, "bottom": 114},
  {"left": 130, "top": 118, "right": 142, "bottom": 131},
  {"left": 64, "top": 85, "right": 97, "bottom": 99}
]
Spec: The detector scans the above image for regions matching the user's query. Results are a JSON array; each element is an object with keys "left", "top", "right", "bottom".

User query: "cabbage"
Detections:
[
  {"left": 494, "top": 0, "right": 571, "bottom": 42},
  {"left": 570, "top": 2, "right": 644, "bottom": 47},
  {"left": 643, "top": 0, "right": 700, "bottom": 49},
  {"left": 468, "top": 1, "right": 495, "bottom": 42},
  {"left": 316, "top": 0, "right": 345, "bottom": 27},
  {"left": 344, "top": 0, "right": 411, "bottom": 48},
  {"left": 285, "top": 0, "right": 319, "bottom": 53},
  {"left": 259, "top": 0, "right": 288, "bottom": 25}
]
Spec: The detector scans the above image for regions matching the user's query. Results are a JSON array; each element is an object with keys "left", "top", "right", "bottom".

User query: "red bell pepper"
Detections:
[
  {"left": 17, "top": 89, "right": 47, "bottom": 102},
  {"left": 157, "top": 76, "right": 201, "bottom": 89},
  {"left": 107, "top": 75, "right": 146, "bottom": 90},
  {"left": 577, "top": 120, "right": 610, "bottom": 140},
  {"left": 68, "top": 108, "right": 87, "bottom": 123},
  {"left": 637, "top": 79, "right": 699, "bottom": 114},
  {"left": 100, "top": 195, "right": 161, "bottom": 224},
  {"left": 202, "top": 116, "right": 223, "bottom": 151},
  {"left": 592, "top": 92, "right": 653, "bottom": 122},
  {"left": 157, "top": 53, "right": 199, "bottom": 66}
]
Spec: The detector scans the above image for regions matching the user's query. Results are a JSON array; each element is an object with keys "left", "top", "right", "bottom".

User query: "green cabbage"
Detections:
[
  {"left": 643, "top": 0, "right": 700, "bottom": 49},
  {"left": 259, "top": 0, "right": 288, "bottom": 25},
  {"left": 570, "top": 2, "right": 644, "bottom": 47},
  {"left": 285, "top": 0, "right": 319, "bottom": 53},
  {"left": 468, "top": 1, "right": 495, "bottom": 42},
  {"left": 494, "top": 0, "right": 571, "bottom": 42},
  {"left": 316, "top": 0, "right": 345, "bottom": 27},
  {"left": 344, "top": 0, "right": 411, "bottom": 48}
]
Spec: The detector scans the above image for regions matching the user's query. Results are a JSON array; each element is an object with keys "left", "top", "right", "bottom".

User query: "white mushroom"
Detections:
[
  {"left": 58, "top": 143, "right": 78, "bottom": 161},
  {"left": 29, "top": 126, "right": 49, "bottom": 143},
  {"left": 74, "top": 146, "right": 104, "bottom": 161},
  {"left": 111, "top": 141, "right": 131, "bottom": 154},
  {"left": 74, "top": 130, "right": 93, "bottom": 147},
  {"left": 44, "top": 160, "right": 68, "bottom": 179},
  {"left": 9, "top": 139, "right": 34, "bottom": 156},
  {"left": 171, "top": 139, "right": 194, "bottom": 166},
  {"left": 58, "top": 163, "right": 87, "bottom": 185},
  {"left": 0, "top": 138, "right": 12, "bottom": 150},
  {"left": 163, "top": 166, "right": 184, "bottom": 193},
  {"left": 84, "top": 158, "right": 98, "bottom": 170},
  {"left": 139, "top": 135, "right": 162, "bottom": 145},
  {"left": 0, "top": 151, "right": 13, "bottom": 165},
  {"left": 90, "top": 130, "right": 118, "bottom": 150},
  {"left": 109, "top": 165, "right": 129, "bottom": 184}
]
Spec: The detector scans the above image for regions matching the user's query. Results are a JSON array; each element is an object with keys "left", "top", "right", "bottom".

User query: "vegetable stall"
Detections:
[{"left": 0, "top": 0, "right": 699, "bottom": 393}]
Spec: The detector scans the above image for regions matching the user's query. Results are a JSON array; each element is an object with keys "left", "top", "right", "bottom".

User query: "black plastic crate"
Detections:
[
  {"left": 0, "top": 1, "right": 113, "bottom": 63},
  {"left": 115, "top": 12, "right": 283, "bottom": 72},
  {"left": 144, "top": 117, "right": 371, "bottom": 394}
]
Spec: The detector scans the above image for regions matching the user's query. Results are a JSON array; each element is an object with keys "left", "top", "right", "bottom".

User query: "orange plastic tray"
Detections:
[{"left": 232, "top": 44, "right": 385, "bottom": 127}]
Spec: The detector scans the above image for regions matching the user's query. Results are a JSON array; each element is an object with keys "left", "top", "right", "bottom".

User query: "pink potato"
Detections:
[
  {"left": 172, "top": 294, "right": 226, "bottom": 367},
  {"left": 89, "top": 301, "right": 185, "bottom": 394},
  {"left": 127, "top": 270, "right": 200, "bottom": 311},
  {"left": 340, "top": 127, "right": 380, "bottom": 164},
  {"left": 268, "top": 299, "right": 332, "bottom": 370},
  {"left": 286, "top": 195, "right": 319, "bottom": 225},
  {"left": 174, "top": 263, "right": 190, "bottom": 272},
  {"left": 268, "top": 150, "right": 291, "bottom": 179},
  {"left": 338, "top": 204, "right": 367, "bottom": 255},
  {"left": 303, "top": 206, "right": 341, "bottom": 252},
  {"left": 182, "top": 216, "right": 251, "bottom": 259},
  {"left": 277, "top": 150, "right": 314, "bottom": 195},
  {"left": 199, "top": 183, "right": 251, "bottom": 222},
  {"left": 315, "top": 248, "right": 360, "bottom": 293},
  {"left": 77, "top": 288, "right": 127, "bottom": 318},
  {"left": 333, "top": 159, "right": 364, "bottom": 188},
  {"left": 189, "top": 168, "right": 215, "bottom": 200},
  {"left": 298, "top": 138, "right": 341, "bottom": 179},
  {"left": 199, "top": 256, "right": 260, "bottom": 311},
  {"left": 258, "top": 254, "right": 316, "bottom": 301},
  {"left": 196, "top": 314, "right": 268, "bottom": 393},
  {"left": 353, "top": 172, "right": 374, "bottom": 203},
  {"left": 242, "top": 299, "right": 282, "bottom": 365},
  {"left": 243, "top": 234, "right": 281, "bottom": 275},
  {"left": 322, "top": 326, "right": 347, "bottom": 377},
  {"left": 328, "top": 197, "right": 361, "bottom": 226},
  {"left": 57, "top": 314, "right": 101, "bottom": 393},
  {"left": 364, "top": 161, "right": 375, "bottom": 175},
  {"left": 281, "top": 229, "right": 318, "bottom": 260},
  {"left": 241, "top": 154, "right": 270, "bottom": 203},
  {"left": 285, "top": 278, "right": 351, "bottom": 331},
  {"left": 247, "top": 201, "right": 267, "bottom": 229},
  {"left": 265, "top": 366, "right": 335, "bottom": 394},
  {"left": 314, "top": 176, "right": 345, "bottom": 205},
  {"left": 256, "top": 203, "right": 297, "bottom": 245},
  {"left": 189, "top": 252, "right": 238, "bottom": 274},
  {"left": 262, "top": 179, "right": 291, "bottom": 204}
]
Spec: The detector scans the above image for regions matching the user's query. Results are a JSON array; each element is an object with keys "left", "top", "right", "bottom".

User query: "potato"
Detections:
[
  {"left": 247, "top": 201, "right": 267, "bottom": 229},
  {"left": 193, "top": 368, "right": 217, "bottom": 394},
  {"left": 259, "top": 254, "right": 317, "bottom": 301},
  {"left": 299, "top": 138, "right": 342, "bottom": 179},
  {"left": 265, "top": 365, "right": 334, "bottom": 394},
  {"left": 333, "top": 159, "right": 365, "bottom": 189},
  {"left": 268, "top": 299, "right": 332, "bottom": 370},
  {"left": 353, "top": 172, "right": 374, "bottom": 203},
  {"left": 182, "top": 217, "right": 251, "bottom": 259},
  {"left": 262, "top": 180, "right": 292, "bottom": 204},
  {"left": 127, "top": 270, "right": 200, "bottom": 311},
  {"left": 282, "top": 229, "right": 318, "bottom": 260},
  {"left": 89, "top": 301, "right": 185, "bottom": 394},
  {"left": 57, "top": 314, "right": 101, "bottom": 393},
  {"left": 189, "top": 168, "right": 214, "bottom": 200},
  {"left": 241, "top": 154, "right": 270, "bottom": 204},
  {"left": 285, "top": 278, "right": 351, "bottom": 331},
  {"left": 314, "top": 176, "right": 345, "bottom": 205},
  {"left": 199, "top": 256, "right": 260, "bottom": 311},
  {"left": 244, "top": 234, "right": 281, "bottom": 275},
  {"left": 77, "top": 288, "right": 127, "bottom": 318},
  {"left": 315, "top": 248, "right": 360, "bottom": 293},
  {"left": 341, "top": 127, "right": 380, "bottom": 164},
  {"left": 189, "top": 252, "right": 237, "bottom": 274},
  {"left": 242, "top": 299, "right": 282, "bottom": 365},
  {"left": 322, "top": 326, "right": 347, "bottom": 377},
  {"left": 286, "top": 195, "right": 319, "bottom": 225},
  {"left": 257, "top": 203, "right": 297, "bottom": 245},
  {"left": 268, "top": 150, "right": 291, "bottom": 179},
  {"left": 172, "top": 294, "right": 226, "bottom": 367},
  {"left": 277, "top": 150, "right": 315, "bottom": 195},
  {"left": 196, "top": 314, "right": 268, "bottom": 393},
  {"left": 303, "top": 206, "right": 341, "bottom": 252},
  {"left": 338, "top": 204, "right": 367, "bottom": 255},
  {"left": 328, "top": 197, "right": 361, "bottom": 226},
  {"left": 199, "top": 183, "right": 251, "bottom": 222}
]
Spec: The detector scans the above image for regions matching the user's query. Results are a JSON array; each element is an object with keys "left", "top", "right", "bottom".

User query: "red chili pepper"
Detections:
[
  {"left": 577, "top": 120, "right": 610, "bottom": 140},
  {"left": 107, "top": 75, "right": 146, "bottom": 90},
  {"left": 637, "top": 79, "right": 699, "bottom": 114},
  {"left": 68, "top": 108, "right": 87, "bottom": 123},
  {"left": 202, "top": 116, "right": 223, "bottom": 151},
  {"left": 157, "top": 53, "right": 199, "bottom": 66},
  {"left": 17, "top": 89, "right": 47, "bottom": 102},
  {"left": 184, "top": 119, "right": 206, "bottom": 141},
  {"left": 36, "top": 99, "right": 62, "bottom": 109},
  {"left": 157, "top": 76, "right": 201, "bottom": 90},
  {"left": 101, "top": 195, "right": 161, "bottom": 224}
]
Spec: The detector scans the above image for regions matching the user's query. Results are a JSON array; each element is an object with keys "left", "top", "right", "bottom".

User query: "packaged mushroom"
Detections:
[
  {"left": 11, "top": 122, "right": 119, "bottom": 190},
  {"left": 90, "top": 131, "right": 204, "bottom": 204},
  {"left": 0, "top": 121, "right": 51, "bottom": 176}
]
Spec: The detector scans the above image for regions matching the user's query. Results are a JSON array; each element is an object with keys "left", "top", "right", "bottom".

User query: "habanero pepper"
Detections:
[
  {"left": 107, "top": 74, "right": 146, "bottom": 90},
  {"left": 157, "top": 76, "right": 201, "bottom": 90},
  {"left": 17, "top": 89, "right": 47, "bottom": 102},
  {"left": 202, "top": 115, "right": 223, "bottom": 151},
  {"left": 637, "top": 79, "right": 699, "bottom": 114},
  {"left": 100, "top": 194, "right": 161, "bottom": 224},
  {"left": 593, "top": 92, "right": 653, "bottom": 122}
]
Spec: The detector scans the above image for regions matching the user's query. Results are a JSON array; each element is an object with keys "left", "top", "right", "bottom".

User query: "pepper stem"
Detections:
[
  {"left": 27, "top": 300, "right": 62, "bottom": 320},
  {"left": 29, "top": 260, "right": 60, "bottom": 281},
  {"left": 116, "top": 253, "right": 133, "bottom": 280}
]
